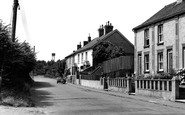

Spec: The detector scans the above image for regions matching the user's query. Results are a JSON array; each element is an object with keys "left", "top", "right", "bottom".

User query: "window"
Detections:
[
  {"left": 158, "top": 24, "right": 163, "bottom": 45},
  {"left": 183, "top": 47, "right": 185, "bottom": 68},
  {"left": 158, "top": 52, "right": 163, "bottom": 72},
  {"left": 78, "top": 54, "right": 80, "bottom": 64},
  {"left": 144, "top": 54, "right": 149, "bottom": 72},
  {"left": 144, "top": 29, "right": 149, "bottom": 47},
  {"left": 81, "top": 53, "right": 83, "bottom": 64},
  {"left": 85, "top": 52, "right": 88, "bottom": 61}
]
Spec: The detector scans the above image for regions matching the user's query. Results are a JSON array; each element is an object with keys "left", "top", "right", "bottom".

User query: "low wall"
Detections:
[
  {"left": 100, "top": 77, "right": 133, "bottom": 93},
  {"left": 76, "top": 79, "right": 103, "bottom": 89},
  {"left": 108, "top": 78, "right": 128, "bottom": 93},
  {"left": 135, "top": 77, "right": 180, "bottom": 101}
]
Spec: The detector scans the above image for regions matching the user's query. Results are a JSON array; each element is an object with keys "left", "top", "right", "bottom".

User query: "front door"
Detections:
[
  {"left": 167, "top": 50, "right": 173, "bottom": 73},
  {"left": 138, "top": 55, "right": 142, "bottom": 75}
]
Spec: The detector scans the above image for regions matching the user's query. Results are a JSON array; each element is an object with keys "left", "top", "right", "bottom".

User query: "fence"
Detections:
[
  {"left": 100, "top": 77, "right": 133, "bottom": 93},
  {"left": 135, "top": 77, "right": 180, "bottom": 101},
  {"left": 103, "top": 56, "right": 134, "bottom": 73},
  {"left": 102, "top": 56, "right": 134, "bottom": 77}
]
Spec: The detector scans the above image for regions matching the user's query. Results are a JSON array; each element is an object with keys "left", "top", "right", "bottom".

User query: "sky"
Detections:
[{"left": 0, "top": 0, "right": 175, "bottom": 61}]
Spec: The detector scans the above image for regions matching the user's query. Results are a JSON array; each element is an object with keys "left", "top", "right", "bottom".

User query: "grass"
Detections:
[{"left": 0, "top": 87, "right": 35, "bottom": 107}]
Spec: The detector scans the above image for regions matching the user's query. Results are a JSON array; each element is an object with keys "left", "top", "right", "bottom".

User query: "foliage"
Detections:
[
  {"left": 137, "top": 72, "right": 173, "bottom": 80},
  {"left": 35, "top": 59, "right": 66, "bottom": 78},
  {"left": 0, "top": 21, "right": 36, "bottom": 89},
  {"left": 176, "top": 68, "right": 185, "bottom": 83},
  {"left": 34, "top": 60, "right": 47, "bottom": 75},
  {"left": 93, "top": 41, "right": 125, "bottom": 66}
]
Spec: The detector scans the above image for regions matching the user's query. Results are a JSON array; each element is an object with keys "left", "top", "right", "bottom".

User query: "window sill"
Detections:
[
  {"left": 157, "top": 42, "right": 164, "bottom": 46},
  {"left": 144, "top": 71, "right": 150, "bottom": 74},
  {"left": 157, "top": 70, "right": 164, "bottom": 73},
  {"left": 144, "top": 45, "right": 150, "bottom": 48}
]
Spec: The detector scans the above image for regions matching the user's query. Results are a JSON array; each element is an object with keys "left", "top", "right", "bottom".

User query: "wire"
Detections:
[{"left": 19, "top": 0, "right": 32, "bottom": 45}]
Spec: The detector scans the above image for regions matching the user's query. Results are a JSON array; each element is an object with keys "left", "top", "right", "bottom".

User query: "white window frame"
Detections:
[
  {"left": 85, "top": 52, "right": 88, "bottom": 61},
  {"left": 144, "top": 54, "right": 149, "bottom": 72},
  {"left": 158, "top": 24, "right": 163, "bottom": 44},
  {"left": 144, "top": 29, "right": 149, "bottom": 46},
  {"left": 81, "top": 53, "right": 83, "bottom": 64},
  {"left": 158, "top": 52, "right": 163, "bottom": 71}
]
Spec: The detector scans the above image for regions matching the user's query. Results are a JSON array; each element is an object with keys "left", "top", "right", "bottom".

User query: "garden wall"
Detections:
[{"left": 135, "top": 77, "right": 180, "bottom": 101}]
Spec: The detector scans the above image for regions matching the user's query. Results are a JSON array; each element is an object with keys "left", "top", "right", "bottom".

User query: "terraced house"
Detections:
[
  {"left": 66, "top": 22, "right": 134, "bottom": 76},
  {"left": 133, "top": 0, "right": 185, "bottom": 76}
]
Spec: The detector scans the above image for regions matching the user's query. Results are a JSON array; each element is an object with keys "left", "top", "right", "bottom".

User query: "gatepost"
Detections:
[
  {"left": 127, "top": 77, "right": 132, "bottom": 94},
  {"left": 171, "top": 76, "right": 180, "bottom": 101}
]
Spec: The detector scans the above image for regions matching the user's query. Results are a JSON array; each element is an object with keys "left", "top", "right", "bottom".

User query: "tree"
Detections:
[
  {"left": 34, "top": 60, "right": 47, "bottom": 75},
  {"left": 93, "top": 41, "right": 125, "bottom": 66},
  {"left": 0, "top": 20, "right": 36, "bottom": 89},
  {"left": 57, "top": 59, "right": 66, "bottom": 77}
]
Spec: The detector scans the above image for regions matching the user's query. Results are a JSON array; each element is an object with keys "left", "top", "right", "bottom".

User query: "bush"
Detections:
[
  {"left": 137, "top": 72, "right": 173, "bottom": 80},
  {"left": 0, "top": 20, "right": 36, "bottom": 105}
]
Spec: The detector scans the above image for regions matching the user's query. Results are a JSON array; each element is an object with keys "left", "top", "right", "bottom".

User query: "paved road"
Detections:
[{"left": 1, "top": 76, "right": 185, "bottom": 115}]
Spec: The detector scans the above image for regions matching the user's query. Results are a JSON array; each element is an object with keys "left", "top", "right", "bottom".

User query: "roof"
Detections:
[
  {"left": 65, "top": 29, "right": 126, "bottom": 58},
  {"left": 133, "top": 1, "right": 185, "bottom": 31}
]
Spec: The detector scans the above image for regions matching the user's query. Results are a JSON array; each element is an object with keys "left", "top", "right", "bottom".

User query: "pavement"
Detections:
[{"left": 68, "top": 83, "right": 185, "bottom": 110}]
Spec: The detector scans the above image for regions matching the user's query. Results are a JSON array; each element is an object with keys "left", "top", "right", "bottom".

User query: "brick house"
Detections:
[
  {"left": 65, "top": 22, "right": 134, "bottom": 76},
  {"left": 133, "top": 0, "right": 185, "bottom": 76}
]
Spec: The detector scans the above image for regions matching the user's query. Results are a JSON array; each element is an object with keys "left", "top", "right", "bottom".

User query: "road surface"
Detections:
[{"left": 0, "top": 76, "right": 185, "bottom": 115}]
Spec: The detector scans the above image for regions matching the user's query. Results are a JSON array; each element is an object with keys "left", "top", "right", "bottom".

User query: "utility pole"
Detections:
[{"left": 11, "top": 0, "right": 19, "bottom": 42}]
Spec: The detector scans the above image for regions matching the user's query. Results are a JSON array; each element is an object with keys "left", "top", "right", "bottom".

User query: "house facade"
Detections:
[
  {"left": 66, "top": 22, "right": 134, "bottom": 76},
  {"left": 133, "top": 0, "right": 185, "bottom": 76}
]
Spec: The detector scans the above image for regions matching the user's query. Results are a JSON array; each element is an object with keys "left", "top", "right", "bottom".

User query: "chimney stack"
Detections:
[
  {"left": 104, "top": 21, "right": 113, "bottom": 34},
  {"left": 77, "top": 42, "right": 81, "bottom": 50},
  {"left": 98, "top": 25, "right": 104, "bottom": 37},
  {"left": 83, "top": 41, "right": 88, "bottom": 46},
  {"left": 88, "top": 33, "right": 91, "bottom": 42},
  {"left": 52, "top": 53, "right": 55, "bottom": 61}
]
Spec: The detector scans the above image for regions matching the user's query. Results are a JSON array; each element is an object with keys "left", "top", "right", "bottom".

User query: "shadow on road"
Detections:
[
  {"left": 31, "top": 81, "right": 55, "bottom": 107},
  {"left": 33, "top": 81, "right": 54, "bottom": 89}
]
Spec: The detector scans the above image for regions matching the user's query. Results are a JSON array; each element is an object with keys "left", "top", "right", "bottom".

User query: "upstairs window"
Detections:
[
  {"left": 158, "top": 24, "right": 163, "bottom": 45},
  {"left": 144, "top": 29, "right": 149, "bottom": 48},
  {"left": 85, "top": 52, "right": 88, "bottom": 61},
  {"left": 78, "top": 54, "right": 80, "bottom": 64},
  {"left": 81, "top": 53, "right": 83, "bottom": 64}
]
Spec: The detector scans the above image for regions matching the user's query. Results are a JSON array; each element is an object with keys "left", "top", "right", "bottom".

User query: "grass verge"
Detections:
[{"left": 0, "top": 88, "right": 35, "bottom": 107}]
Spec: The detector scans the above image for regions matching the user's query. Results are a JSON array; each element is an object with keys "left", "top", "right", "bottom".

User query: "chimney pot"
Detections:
[
  {"left": 104, "top": 21, "right": 114, "bottom": 34},
  {"left": 88, "top": 34, "right": 91, "bottom": 42}
]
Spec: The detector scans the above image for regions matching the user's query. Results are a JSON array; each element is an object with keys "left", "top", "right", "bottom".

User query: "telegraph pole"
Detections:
[{"left": 11, "top": 0, "right": 19, "bottom": 42}]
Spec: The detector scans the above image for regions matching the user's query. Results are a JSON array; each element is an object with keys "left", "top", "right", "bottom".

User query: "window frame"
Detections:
[
  {"left": 157, "top": 24, "right": 164, "bottom": 45},
  {"left": 78, "top": 54, "right": 80, "bottom": 64},
  {"left": 81, "top": 53, "right": 83, "bottom": 64},
  {"left": 157, "top": 52, "right": 164, "bottom": 72},
  {"left": 144, "top": 53, "right": 150, "bottom": 73},
  {"left": 144, "top": 28, "right": 150, "bottom": 48},
  {"left": 85, "top": 52, "right": 88, "bottom": 61}
]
